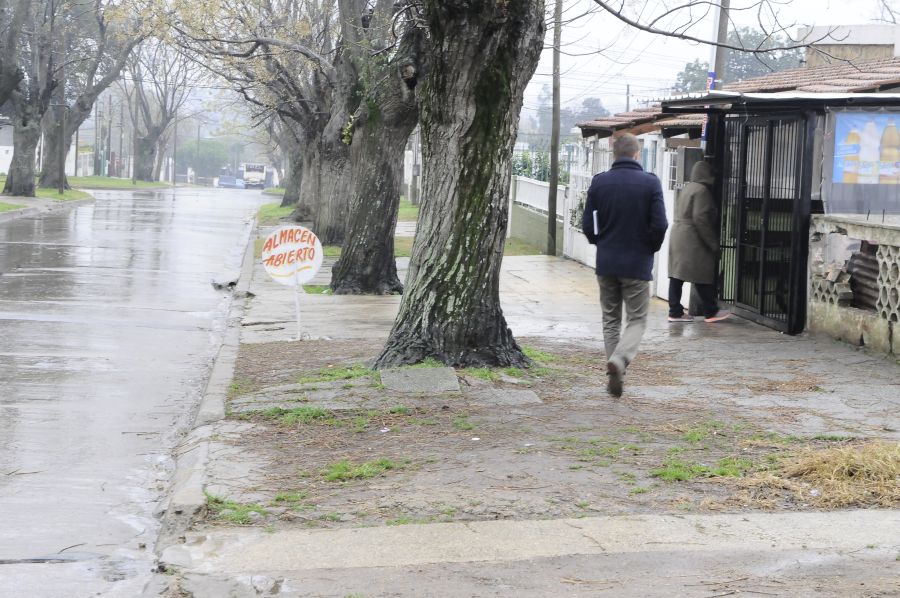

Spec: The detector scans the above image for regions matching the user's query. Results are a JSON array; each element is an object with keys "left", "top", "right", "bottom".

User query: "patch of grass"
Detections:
[
  {"left": 710, "top": 456, "right": 755, "bottom": 477},
  {"left": 440, "top": 506, "right": 457, "bottom": 517},
  {"left": 409, "top": 417, "right": 438, "bottom": 426},
  {"left": 386, "top": 516, "right": 414, "bottom": 526},
  {"left": 521, "top": 346, "right": 558, "bottom": 363},
  {"left": 303, "top": 284, "right": 332, "bottom": 295},
  {"left": 389, "top": 405, "right": 411, "bottom": 415},
  {"left": 272, "top": 492, "right": 313, "bottom": 512},
  {"left": 35, "top": 187, "right": 92, "bottom": 201},
  {"left": 620, "top": 425, "right": 640, "bottom": 435},
  {"left": 394, "top": 235, "right": 414, "bottom": 257},
  {"left": 503, "top": 237, "right": 543, "bottom": 256},
  {"left": 501, "top": 367, "right": 526, "bottom": 378},
  {"left": 263, "top": 187, "right": 285, "bottom": 196},
  {"left": 262, "top": 406, "right": 337, "bottom": 426},
  {"left": 351, "top": 416, "right": 369, "bottom": 433},
  {"left": 650, "top": 458, "right": 711, "bottom": 482},
  {"left": 257, "top": 202, "right": 294, "bottom": 225},
  {"left": 629, "top": 486, "right": 649, "bottom": 495},
  {"left": 206, "top": 494, "right": 267, "bottom": 524},
  {"left": 575, "top": 500, "right": 590, "bottom": 508},
  {"left": 322, "top": 512, "right": 342, "bottom": 522},
  {"left": 69, "top": 175, "right": 168, "bottom": 189},
  {"left": 616, "top": 471, "right": 638, "bottom": 483},
  {"left": 463, "top": 367, "right": 500, "bottom": 382},
  {"left": 398, "top": 197, "right": 419, "bottom": 221},
  {"left": 683, "top": 420, "right": 726, "bottom": 444},
  {"left": 453, "top": 415, "right": 474, "bottom": 431},
  {"left": 579, "top": 444, "right": 641, "bottom": 461},
  {"left": 227, "top": 377, "right": 255, "bottom": 399},
  {"left": 298, "top": 364, "right": 374, "bottom": 385},
  {"left": 406, "top": 357, "right": 443, "bottom": 368},
  {"left": 323, "top": 458, "right": 405, "bottom": 482},
  {"left": 0, "top": 201, "right": 25, "bottom": 212},
  {"left": 324, "top": 245, "right": 342, "bottom": 258},
  {"left": 744, "top": 431, "right": 803, "bottom": 447}
]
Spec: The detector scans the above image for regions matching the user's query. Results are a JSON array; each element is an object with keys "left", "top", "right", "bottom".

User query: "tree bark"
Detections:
[
  {"left": 290, "top": 131, "right": 320, "bottom": 222},
  {"left": 133, "top": 134, "right": 157, "bottom": 181},
  {"left": 37, "top": 98, "right": 92, "bottom": 189},
  {"left": 330, "top": 30, "right": 423, "bottom": 295},
  {"left": 375, "top": 0, "right": 545, "bottom": 368},
  {"left": 311, "top": 115, "right": 351, "bottom": 245},
  {"left": 2, "top": 104, "right": 42, "bottom": 197},
  {"left": 280, "top": 152, "right": 302, "bottom": 207}
]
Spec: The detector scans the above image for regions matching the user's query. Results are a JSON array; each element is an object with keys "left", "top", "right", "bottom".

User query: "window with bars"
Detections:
[{"left": 666, "top": 149, "right": 677, "bottom": 190}]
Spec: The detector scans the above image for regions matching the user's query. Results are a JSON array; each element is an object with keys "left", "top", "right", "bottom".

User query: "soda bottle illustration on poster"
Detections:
[
  {"left": 858, "top": 120, "right": 881, "bottom": 184},
  {"left": 880, "top": 119, "right": 900, "bottom": 184},
  {"left": 840, "top": 127, "right": 861, "bottom": 183}
]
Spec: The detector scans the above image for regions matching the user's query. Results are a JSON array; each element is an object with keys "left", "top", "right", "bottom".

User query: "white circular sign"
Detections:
[{"left": 261, "top": 225, "right": 324, "bottom": 286}]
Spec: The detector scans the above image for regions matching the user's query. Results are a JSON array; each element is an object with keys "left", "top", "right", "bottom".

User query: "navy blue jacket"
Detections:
[{"left": 581, "top": 159, "right": 668, "bottom": 281}]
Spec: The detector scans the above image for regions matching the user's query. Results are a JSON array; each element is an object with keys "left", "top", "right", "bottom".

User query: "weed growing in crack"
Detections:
[
  {"left": 323, "top": 458, "right": 406, "bottom": 482},
  {"left": 205, "top": 494, "right": 267, "bottom": 524}
]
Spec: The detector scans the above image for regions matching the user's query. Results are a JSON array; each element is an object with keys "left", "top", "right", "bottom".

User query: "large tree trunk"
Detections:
[
  {"left": 375, "top": 0, "right": 545, "bottom": 368},
  {"left": 134, "top": 135, "right": 157, "bottom": 181},
  {"left": 38, "top": 117, "right": 72, "bottom": 189},
  {"left": 280, "top": 152, "right": 302, "bottom": 207},
  {"left": 38, "top": 100, "right": 92, "bottom": 189},
  {"left": 330, "top": 31, "right": 423, "bottom": 295},
  {"left": 290, "top": 135, "right": 319, "bottom": 222},
  {"left": 312, "top": 118, "right": 351, "bottom": 245},
  {"left": 2, "top": 105, "right": 42, "bottom": 197}
]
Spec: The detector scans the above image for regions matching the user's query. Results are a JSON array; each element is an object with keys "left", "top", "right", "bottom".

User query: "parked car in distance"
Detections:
[{"left": 217, "top": 176, "right": 245, "bottom": 189}]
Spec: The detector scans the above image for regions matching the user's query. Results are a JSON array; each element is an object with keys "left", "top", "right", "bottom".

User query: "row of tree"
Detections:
[{"left": 1, "top": 0, "right": 829, "bottom": 368}]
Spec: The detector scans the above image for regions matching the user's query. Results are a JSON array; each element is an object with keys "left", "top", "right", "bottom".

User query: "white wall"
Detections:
[{"left": 511, "top": 175, "right": 567, "bottom": 217}]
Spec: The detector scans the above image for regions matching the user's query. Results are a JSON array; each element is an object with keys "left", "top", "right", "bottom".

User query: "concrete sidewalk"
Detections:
[{"left": 159, "top": 231, "right": 900, "bottom": 597}]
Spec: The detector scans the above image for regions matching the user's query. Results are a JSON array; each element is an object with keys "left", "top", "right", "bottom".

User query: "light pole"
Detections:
[{"left": 50, "top": 103, "right": 66, "bottom": 195}]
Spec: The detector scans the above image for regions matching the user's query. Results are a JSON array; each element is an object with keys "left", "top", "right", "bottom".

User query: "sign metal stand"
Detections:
[
  {"left": 260, "top": 225, "right": 323, "bottom": 342},
  {"left": 294, "top": 273, "right": 305, "bottom": 341}
]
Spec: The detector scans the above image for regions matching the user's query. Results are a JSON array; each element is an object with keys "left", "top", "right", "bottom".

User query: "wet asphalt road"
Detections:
[{"left": 0, "top": 188, "right": 264, "bottom": 596}]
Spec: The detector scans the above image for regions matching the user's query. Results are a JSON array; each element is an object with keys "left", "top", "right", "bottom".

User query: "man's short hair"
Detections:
[{"left": 613, "top": 134, "right": 640, "bottom": 160}]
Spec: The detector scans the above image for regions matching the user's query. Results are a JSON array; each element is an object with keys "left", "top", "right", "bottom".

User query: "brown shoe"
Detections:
[{"left": 606, "top": 361, "right": 623, "bottom": 398}]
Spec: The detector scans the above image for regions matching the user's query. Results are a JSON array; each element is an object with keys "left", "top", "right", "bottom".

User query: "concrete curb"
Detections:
[
  {"left": 155, "top": 216, "right": 259, "bottom": 554},
  {"left": 0, "top": 195, "right": 95, "bottom": 224},
  {"left": 0, "top": 207, "right": 40, "bottom": 223}
]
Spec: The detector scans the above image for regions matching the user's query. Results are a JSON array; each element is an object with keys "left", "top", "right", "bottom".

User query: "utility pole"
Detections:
[
  {"left": 74, "top": 126, "right": 79, "bottom": 177},
  {"left": 626, "top": 84, "right": 630, "bottom": 112},
  {"left": 106, "top": 96, "right": 113, "bottom": 177},
  {"left": 701, "top": 0, "right": 730, "bottom": 149},
  {"left": 173, "top": 111, "right": 178, "bottom": 185},
  {"left": 52, "top": 105, "right": 65, "bottom": 195},
  {"left": 546, "top": 0, "right": 562, "bottom": 257},
  {"left": 132, "top": 89, "right": 138, "bottom": 184},
  {"left": 93, "top": 104, "right": 99, "bottom": 175},
  {"left": 196, "top": 122, "right": 201, "bottom": 183},
  {"left": 118, "top": 100, "right": 124, "bottom": 178}
]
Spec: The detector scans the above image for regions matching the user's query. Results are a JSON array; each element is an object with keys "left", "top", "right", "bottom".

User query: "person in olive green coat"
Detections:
[{"left": 667, "top": 160, "right": 731, "bottom": 323}]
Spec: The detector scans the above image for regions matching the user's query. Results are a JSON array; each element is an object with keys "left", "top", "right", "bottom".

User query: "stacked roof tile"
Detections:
[{"left": 576, "top": 56, "right": 900, "bottom": 138}]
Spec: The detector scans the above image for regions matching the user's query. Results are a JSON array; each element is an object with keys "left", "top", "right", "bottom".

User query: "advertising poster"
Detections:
[{"left": 827, "top": 111, "right": 900, "bottom": 214}]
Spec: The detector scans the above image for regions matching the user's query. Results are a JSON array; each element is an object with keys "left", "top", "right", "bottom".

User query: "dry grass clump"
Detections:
[{"left": 739, "top": 441, "right": 899, "bottom": 508}]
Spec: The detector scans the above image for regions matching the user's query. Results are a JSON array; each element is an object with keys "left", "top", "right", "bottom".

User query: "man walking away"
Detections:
[
  {"left": 667, "top": 160, "right": 731, "bottom": 323},
  {"left": 581, "top": 133, "right": 668, "bottom": 398}
]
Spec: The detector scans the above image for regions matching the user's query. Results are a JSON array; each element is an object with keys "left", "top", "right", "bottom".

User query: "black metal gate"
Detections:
[{"left": 717, "top": 114, "right": 812, "bottom": 334}]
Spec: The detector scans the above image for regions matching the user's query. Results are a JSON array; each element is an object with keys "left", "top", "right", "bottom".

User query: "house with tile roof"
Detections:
[{"left": 570, "top": 55, "right": 900, "bottom": 358}]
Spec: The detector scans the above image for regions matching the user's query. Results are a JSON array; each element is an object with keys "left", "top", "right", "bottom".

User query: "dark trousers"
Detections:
[{"left": 668, "top": 278, "right": 718, "bottom": 318}]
